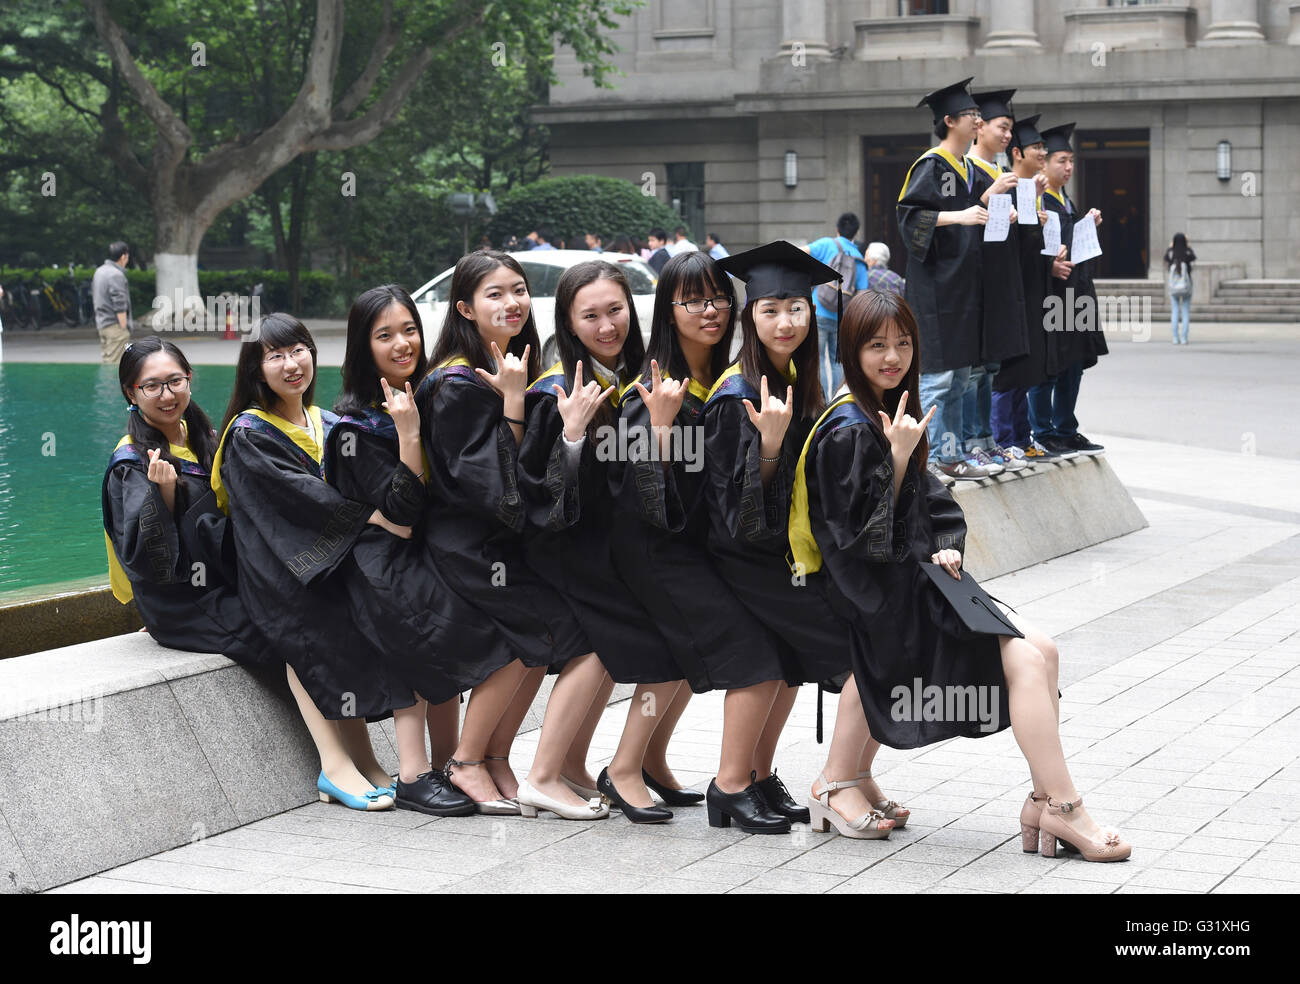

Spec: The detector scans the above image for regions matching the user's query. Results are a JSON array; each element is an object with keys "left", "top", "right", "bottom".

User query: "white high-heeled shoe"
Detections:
[{"left": 516, "top": 780, "right": 610, "bottom": 821}]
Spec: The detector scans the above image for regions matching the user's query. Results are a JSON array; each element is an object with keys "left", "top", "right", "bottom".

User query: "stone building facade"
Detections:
[{"left": 537, "top": 0, "right": 1300, "bottom": 280}]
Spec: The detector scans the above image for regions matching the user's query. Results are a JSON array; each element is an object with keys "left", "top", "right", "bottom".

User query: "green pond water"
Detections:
[{"left": 0, "top": 363, "right": 342, "bottom": 598}]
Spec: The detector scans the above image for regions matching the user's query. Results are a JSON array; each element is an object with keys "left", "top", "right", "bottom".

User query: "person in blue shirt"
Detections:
[{"left": 807, "top": 213, "right": 870, "bottom": 394}]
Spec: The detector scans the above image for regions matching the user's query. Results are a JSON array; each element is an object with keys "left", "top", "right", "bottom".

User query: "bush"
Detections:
[
  {"left": 486, "top": 176, "right": 683, "bottom": 248},
  {"left": 0, "top": 266, "right": 338, "bottom": 319}
]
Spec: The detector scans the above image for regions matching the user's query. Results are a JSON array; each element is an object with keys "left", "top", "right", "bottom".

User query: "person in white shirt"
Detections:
[
  {"left": 666, "top": 225, "right": 698, "bottom": 257},
  {"left": 705, "top": 232, "right": 729, "bottom": 260}
]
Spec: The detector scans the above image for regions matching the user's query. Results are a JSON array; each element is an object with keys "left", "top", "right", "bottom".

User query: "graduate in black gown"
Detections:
[
  {"left": 324, "top": 284, "right": 520, "bottom": 817},
  {"left": 991, "top": 114, "right": 1056, "bottom": 459},
  {"left": 214, "top": 314, "right": 411, "bottom": 811},
  {"left": 1031, "top": 122, "right": 1109, "bottom": 459},
  {"left": 416, "top": 250, "right": 606, "bottom": 821},
  {"left": 608, "top": 251, "right": 787, "bottom": 819},
  {"left": 103, "top": 337, "right": 266, "bottom": 665},
  {"left": 698, "top": 241, "right": 898, "bottom": 837},
  {"left": 518, "top": 259, "right": 686, "bottom": 823},
  {"left": 796, "top": 288, "right": 1129, "bottom": 861}
]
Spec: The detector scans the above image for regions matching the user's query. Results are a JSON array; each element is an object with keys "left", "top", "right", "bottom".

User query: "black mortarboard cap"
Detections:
[
  {"left": 716, "top": 240, "right": 841, "bottom": 302},
  {"left": 1041, "top": 122, "right": 1076, "bottom": 156},
  {"left": 973, "top": 88, "right": 1016, "bottom": 123},
  {"left": 1010, "top": 114, "right": 1043, "bottom": 151},
  {"left": 917, "top": 77, "right": 977, "bottom": 125}
]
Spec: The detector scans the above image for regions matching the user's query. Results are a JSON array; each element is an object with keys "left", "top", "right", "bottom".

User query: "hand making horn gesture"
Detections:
[
  {"left": 379, "top": 377, "right": 420, "bottom": 443},
  {"left": 632, "top": 359, "right": 689, "bottom": 431},
  {"left": 555, "top": 360, "right": 615, "bottom": 442},
  {"left": 876, "top": 391, "right": 936, "bottom": 470},
  {"left": 476, "top": 340, "right": 530, "bottom": 401},
  {"left": 742, "top": 373, "right": 794, "bottom": 457}
]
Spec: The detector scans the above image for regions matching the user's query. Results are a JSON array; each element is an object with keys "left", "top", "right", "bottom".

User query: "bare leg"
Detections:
[
  {"left": 643, "top": 681, "right": 693, "bottom": 789},
  {"left": 752, "top": 683, "right": 800, "bottom": 780},
  {"left": 560, "top": 668, "right": 615, "bottom": 788},
  {"left": 717, "top": 680, "right": 780, "bottom": 793},
  {"left": 607, "top": 681, "right": 685, "bottom": 808},
  {"left": 524, "top": 653, "right": 609, "bottom": 807},
  {"left": 337, "top": 717, "right": 392, "bottom": 788},
  {"left": 485, "top": 665, "right": 546, "bottom": 799},
  {"left": 1000, "top": 636, "right": 1105, "bottom": 842},
  {"left": 999, "top": 607, "right": 1062, "bottom": 794},
  {"left": 285, "top": 664, "right": 374, "bottom": 797},
  {"left": 813, "top": 677, "right": 878, "bottom": 821},
  {"left": 427, "top": 696, "right": 461, "bottom": 771},
  {"left": 449, "top": 659, "right": 529, "bottom": 803},
  {"left": 394, "top": 698, "right": 432, "bottom": 783}
]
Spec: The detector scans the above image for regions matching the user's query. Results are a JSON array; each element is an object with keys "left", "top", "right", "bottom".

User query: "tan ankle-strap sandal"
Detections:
[{"left": 809, "top": 774, "right": 894, "bottom": 840}]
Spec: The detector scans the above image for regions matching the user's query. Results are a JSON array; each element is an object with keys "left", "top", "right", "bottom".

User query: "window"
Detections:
[
  {"left": 665, "top": 162, "right": 706, "bottom": 243},
  {"left": 899, "top": 0, "right": 949, "bottom": 14}
]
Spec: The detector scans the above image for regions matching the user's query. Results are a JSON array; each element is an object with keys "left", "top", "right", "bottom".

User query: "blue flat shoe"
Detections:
[{"left": 317, "top": 771, "right": 394, "bottom": 811}]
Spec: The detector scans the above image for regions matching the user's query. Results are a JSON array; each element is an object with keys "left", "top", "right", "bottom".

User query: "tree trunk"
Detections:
[{"left": 150, "top": 202, "right": 206, "bottom": 332}]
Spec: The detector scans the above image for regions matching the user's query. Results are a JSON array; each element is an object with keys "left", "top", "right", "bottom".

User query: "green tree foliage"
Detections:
[{"left": 487, "top": 175, "right": 682, "bottom": 249}]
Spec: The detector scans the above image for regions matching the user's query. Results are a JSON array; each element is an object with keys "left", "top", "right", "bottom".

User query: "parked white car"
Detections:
[{"left": 411, "top": 250, "right": 658, "bottom": 365}]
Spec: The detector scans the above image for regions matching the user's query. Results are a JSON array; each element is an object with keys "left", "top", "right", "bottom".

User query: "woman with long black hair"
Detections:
[
  {"left": 103, "top": 336, "right": 264, "bottom": 664},
  {"left": 417, "top": 250, "right": 607, "bottom": 820},
  {"left": 1164, "top": 232, "right": 1196, "bottom": 345},
  {"left": 214, "top": 314, "right": 410, "bottom": 812}
]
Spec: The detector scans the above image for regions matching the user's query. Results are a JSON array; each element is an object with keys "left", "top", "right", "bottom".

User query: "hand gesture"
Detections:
[
  {"left": 742, "top": 373, "right": 794, "bottom": 456},
  {"left": 146, "top": 447, "right": 177, "bottom": 491},
  {"left": 1051, "top": 245, "right": 1073, "bottom": 281},
  {"left": 632, "top": 359, "right": 689, "bottom": 430},
  {"left": 931, "top": 548, "right": 962, "bottom": 580},
  {"left": 962, "top": 205, "right": 989, "bottom": 227},
  {"left": 475, "top": 341, "right": 530, "bottom": 402},
  {"left": 380, "top": 377, "right": 419, "bottom": 443},
  {"left": 555, "top": 361, "right": 614, "bottom": 442},
  {"left": 876, "top": 391, "right": 935, "bottom": 466},
  {"left": 991, "top": 172, "right": 1018, "bottom": 196}
]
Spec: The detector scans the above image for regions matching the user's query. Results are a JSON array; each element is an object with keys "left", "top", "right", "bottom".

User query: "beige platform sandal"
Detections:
[{"left": 808, "top": 774, "right": 895, "bottom": 840}]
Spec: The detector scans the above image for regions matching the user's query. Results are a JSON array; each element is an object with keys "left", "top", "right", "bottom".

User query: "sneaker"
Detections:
[
  {"left": 988, "top": 444, "right": 1028, "bottom": 471},
  {"left": 939, "top": 458, "right": 995, "bottom": 481},
  {"left": 1036, "top": 435, "right": 1081, "bottom": 460},
  {"left": 1022, "top": 440, "right": 1061, "bottom": 463},
  {"left": 966, "top": 448, "right": 1005, "bottom": 476},
  {"left": 927, "top": 461, "right": 955, "bottom": 487},
  {"left": 1063, "top": 432, "right": 1105, "bottom": 456}
]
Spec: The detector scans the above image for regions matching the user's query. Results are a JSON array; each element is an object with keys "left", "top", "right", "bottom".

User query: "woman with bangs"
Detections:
[
  {"left": 799, "top": 289, "right": 1130, "bottom": 862},
  {"left": 323, "top": 283, "right": 524, "bottom": 817},
  {"left": 417, "top": 250, "right": 608, "bottom": 820},
  {"left": 215, "top": 314, "right": 412, "bottom": 811},
  {"left": 698, "top": 241, "right": 901, "bottom": 837}
]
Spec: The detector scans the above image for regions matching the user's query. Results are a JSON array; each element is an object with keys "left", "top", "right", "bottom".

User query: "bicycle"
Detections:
[
  {"left": 0, "top": 274, "right": 40, "bottom": 331},
  {"left": 37, "top": 267, "right": 82, "bottom": 327}
]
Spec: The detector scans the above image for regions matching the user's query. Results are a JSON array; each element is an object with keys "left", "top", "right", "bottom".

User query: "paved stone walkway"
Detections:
[{"left": 47, "top": 433, "right": 1300, "bottom": 894}]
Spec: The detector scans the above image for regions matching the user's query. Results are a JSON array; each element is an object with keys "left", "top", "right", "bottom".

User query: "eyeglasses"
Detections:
[
  {"left": 135, "top": 374, "right": 191, "bottom": 399},
  {"left": 262, "top": 344, "right": 312, "bottom": 366},
  {"left": 955, "top": 109, "right": 982, "bottom": 121},
  {"left": 672, "top": 296, "right": 733, "bottom": 314}
]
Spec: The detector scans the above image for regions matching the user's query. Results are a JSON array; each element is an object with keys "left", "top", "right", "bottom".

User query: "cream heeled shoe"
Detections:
[
  {"left": 516, "top": 780, "right": 610, "bottom": 821},
  {"left": 858, "top": 770, "right": 910, "bottom": 829},
  {"left": 808, "top": 774, "right": 895, "bottom": 840}
]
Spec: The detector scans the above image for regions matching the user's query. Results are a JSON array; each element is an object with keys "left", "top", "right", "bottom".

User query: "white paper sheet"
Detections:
[
  {"left": 1070, "top": 213, "right": 1103, "bottom": 263},
  {"left": 1016, "top": 179, "right": 1038, "bottom": 224},
  {"left": 983, "top": 193, "right": 1011, "bottom": 243},
  {"left": 1040, "top": 211, "right": 1062, "bottom": 256}
]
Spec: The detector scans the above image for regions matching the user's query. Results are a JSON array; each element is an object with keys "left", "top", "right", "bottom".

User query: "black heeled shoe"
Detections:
[
  {"left": 642, "top": 769, "right": 705, "bottom": 806},
  {"left": 597, "top": 768, "right": 673, "bottom": 824},
  {"left": 752, "top": 769, "right": 811, "bottom": 824},
  {"left": 706, "top": 779, "right": 791, "bottom": 834},
  {"left": 395, "top": 769, "right": 477, "bottom": 817}
]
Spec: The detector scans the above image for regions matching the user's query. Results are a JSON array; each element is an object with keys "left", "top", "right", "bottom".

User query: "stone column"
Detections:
[
  {"left": 779, "top": 0, "right": 831, "bottom": 58},
  {"left": 1200, "top": 0, "right": 1266, "bottom": 44},
  {"left": 977, "top": 0, "right": 1043, "bottom": 53}
]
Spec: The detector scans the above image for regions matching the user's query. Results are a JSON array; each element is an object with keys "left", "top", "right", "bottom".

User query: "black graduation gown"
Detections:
[
  {"left": 609, "top": 377, "right": 787, "bottom": 692},
  {"left": 415, "top": 363, "right": 589, "bottom": 668},
  {"left": 517, "top": 369, "right": 682, "bottom": 685},
  {"left": 1042, "top": 189, "right": 1109, "bottom": 376},
  {"left": 701, "top": 373, "right": 854, "bottom": 688},
  {"left": 897, "top": 153, "right": 984, "bottom": 373},
  {"left": 102, "top": 439, "right": 267, "bottom": 664},
  {"left": 802, "top": 400, "right": 1011, "bottom": 749},
  {"left": 214, "top": 408, "right": 412, "bottom": 721},
  {"left": 969, "top": 159, "right": 1029, "bottom": 365},
  {"left": 323, "top": 408, "right": 515, "bottom": 704},
  {"left": 994, "top": 188, "right": 1052, "bottom": 392}
]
